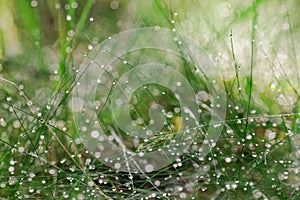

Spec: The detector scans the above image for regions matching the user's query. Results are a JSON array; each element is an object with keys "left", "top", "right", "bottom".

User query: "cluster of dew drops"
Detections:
[
  {"left": 0, "top": 1, "right": 299, "bottom": 199},
  {"left": 76, "top": 8, "right": 299, "bottom": 199}
]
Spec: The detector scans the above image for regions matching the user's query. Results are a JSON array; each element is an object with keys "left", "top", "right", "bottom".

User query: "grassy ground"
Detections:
[{"left": 0, "top": 0, "right": 299, "bottom": 199}]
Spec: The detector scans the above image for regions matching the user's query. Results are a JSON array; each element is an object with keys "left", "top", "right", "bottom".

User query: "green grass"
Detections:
[{"left": 0, "top": 0, "right": 300, "bottom": 199}]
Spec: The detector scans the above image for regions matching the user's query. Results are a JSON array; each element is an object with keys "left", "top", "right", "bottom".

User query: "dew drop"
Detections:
[
  {"left": 145, "top": 164, "right": 154, "bottom": 172},
  {"left": 49, "top": 169, "right": 57, "bottom": 175},
  {"left": 253, "top": 190, "right": 263, "bottom": 199},
  {"left": 283, "top": 22, "right": 289, "bottom": 30},
  {"left": 88, "top": 181, "right": 94, "bottom": 187},
  {"left": 179, "top": 192, "right": 187, "bottom": 199},
  {"left": 71, "top": 2, "right": 78, "bottom": 9},
  {"left": 110, "top": 1, "right": 119, "bottom": 10},
  {"left": 64, "top": 3, "right": 70, "bottom": 10},
  {"left": 225, "top": 157, "right": 232, "bottom": 163},
  {"left": 114, "top": 163, "right": 121, "bottom": 169},
  {"left": 18, "top": 147, "right": 25, "bottom": 153},
  {"left": 66, "top": 15, "right": 72, "bottom": 21},
  {"left": 31, "top": 0, "right": 38, "bottom": 7},
  {"left": 8, "top": 166, "right": 14, "bottom": 172},
  {"left": 86, "top": 45, "right": 94, "bottom": 52},
  {"left": 91, "top": 130, "right": 99, "bottom": 138},
  {"left": 154, "top": 180, "right": 160, "bottom": 186},
  {"left": 55, "top": 3, "right": 61, "bottom": 9}
]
